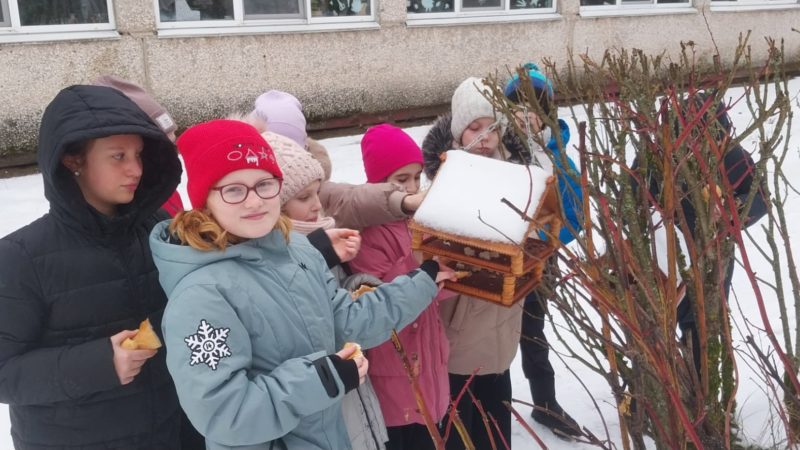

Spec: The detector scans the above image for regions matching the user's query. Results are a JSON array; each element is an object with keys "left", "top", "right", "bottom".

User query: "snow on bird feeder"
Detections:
[{"left": 410, "top": 150, "right": 562, "bottom": 306}]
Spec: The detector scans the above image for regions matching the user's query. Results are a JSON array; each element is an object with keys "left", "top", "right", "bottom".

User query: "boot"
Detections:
[
  {"left": 529, "top": 380, "right": 581, "bottom": 439},
  {"left": 531, "top": 400, "right": 582, "bottom": 439}
]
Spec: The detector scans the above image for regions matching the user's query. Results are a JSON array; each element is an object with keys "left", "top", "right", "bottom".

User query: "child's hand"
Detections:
[
  {"left": 326, "top": 228, "right": 361, "bottom": 263},
  {"left": 110, "top": 329, "right": 157, "bottom": 385},
  {"left": 354, "top": 355, "right": 369, "bottom": 385},
  {"left": 401, "top": 191, "right": 427, "bottom": 215},
  {"left": 435, "top": 265, "right": 458, "bottom": 289},
  {"left": 335, "top": 346, "right": 369, "bottom": 385}
]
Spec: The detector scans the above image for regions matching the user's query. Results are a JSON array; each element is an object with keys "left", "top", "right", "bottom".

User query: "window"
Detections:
[
  {"left": 710, "top": 0, "right": 798, "bottom": 9},
  {"left": 579, "top": 0, "right": 692, "bottom": 13},
  {"left": 157, "top": 0, "right": 372, "bottom": 28},
  {"left": 406, "top": 0, "right": 556, "bottom": 23},
  {"left": 581, "top": 0, "right": 686, "bottom": 4},
  {"left": 0, "top": 0, "right": 116, "bottom": 42},
  {"left": 406, "top": 0, "right": 555, "bottom": 20}
]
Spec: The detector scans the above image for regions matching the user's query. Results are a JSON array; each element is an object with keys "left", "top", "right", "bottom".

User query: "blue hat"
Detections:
[{"left": 503, "top": 63, "right": 554, "bottom": 113}]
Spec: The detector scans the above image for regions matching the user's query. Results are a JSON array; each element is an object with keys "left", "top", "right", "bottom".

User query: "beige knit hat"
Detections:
[
  {"left": 450, "top": 77, "right": 503, "bottom": 144},
  {"left": 263, "top": 132, "right": 324, "bottom": 206}
]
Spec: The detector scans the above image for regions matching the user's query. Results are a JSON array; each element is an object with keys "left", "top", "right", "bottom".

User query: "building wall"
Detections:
[{"left": 1, "top": 0, "right": 798, "bottom": 159}]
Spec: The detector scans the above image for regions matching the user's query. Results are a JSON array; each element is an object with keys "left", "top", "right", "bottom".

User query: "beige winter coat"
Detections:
[{"left": 438, "top": 295, "right": 524, "bottom": 375}]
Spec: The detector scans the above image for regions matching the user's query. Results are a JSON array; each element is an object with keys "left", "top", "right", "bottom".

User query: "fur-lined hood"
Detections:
[{"left": 420, "top": 112, "right": 529, "bottom": 180}]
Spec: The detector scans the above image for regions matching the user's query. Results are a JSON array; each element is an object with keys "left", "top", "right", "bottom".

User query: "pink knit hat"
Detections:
[
  {"left": 253, "top": 90, "right": 308, "bottom": 148},
  {"left": 263, "top": 132, "right": 324, "bottom": 206},
  {"left": 360, "top": 124, "right": 424, "bottom": 183}
]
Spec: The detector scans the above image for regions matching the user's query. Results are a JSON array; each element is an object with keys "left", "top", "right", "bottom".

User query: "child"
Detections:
[
  {"left": 0, "top": 85, "right": 189, "bottom": 448},
  {"left": 420, "top": 73, "right": 582, "bottom": 446},
  {"left": 265, "top": 130, "right": 389, "bottom": 450},
  {"left": 151, "top": 119, "right": 453, "bottom": 450},
  {"left": 348, "top": 124, "right": 451, "bottom": 450},
  {"left": 93, "top": 75, "right": 186, "bottom": 217},
  {"left": 251, "top": 90, "right": 426, "bottom": 230},
  {"left": 503, "top": 64, "right": 583, "bottom": 437}
]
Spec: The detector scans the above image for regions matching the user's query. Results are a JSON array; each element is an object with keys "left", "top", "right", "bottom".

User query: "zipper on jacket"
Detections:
[{"left": 357, "top": 388, "right": 383, "bottom": 450}]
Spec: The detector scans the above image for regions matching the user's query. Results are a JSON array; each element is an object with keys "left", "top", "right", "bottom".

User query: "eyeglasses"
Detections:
[{"left": 211, "top": 177, "right": 283, "bottom": 204}]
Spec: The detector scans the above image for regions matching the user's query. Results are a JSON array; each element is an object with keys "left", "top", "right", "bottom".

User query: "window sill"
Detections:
[
  {"left": 406, "top": 12, "right": 561, "bottom": 27},
  {"left": 157, "top": 20, "right": 380, "bottom": 37},
  {"left": 579, "top": 5, "right": 696, "bottom": 17},
  {"left": 710, "top": 2, "right": 800, "bottom": 12},
  {"left": 0, "top": 29, "right": 119, "bottom": 44}
]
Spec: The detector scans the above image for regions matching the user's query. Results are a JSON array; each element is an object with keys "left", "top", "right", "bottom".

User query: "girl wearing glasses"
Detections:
[{"left": 150, "top": 120, "right": 454, "bottom": 450}]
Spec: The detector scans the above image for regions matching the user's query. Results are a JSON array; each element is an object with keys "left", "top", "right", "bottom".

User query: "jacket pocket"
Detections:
[{"left": 441, "top": 295, "right": 472, "bottom": 333}]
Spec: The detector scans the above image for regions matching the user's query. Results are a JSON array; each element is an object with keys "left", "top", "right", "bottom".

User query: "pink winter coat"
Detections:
[{"left": 348, "top": 220, "right": 450, "bottom": 427}]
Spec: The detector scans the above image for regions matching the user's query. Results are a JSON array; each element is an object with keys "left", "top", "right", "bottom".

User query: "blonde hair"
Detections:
[{"left": 169, "top": 209, "right": 292, "bottom": 251}]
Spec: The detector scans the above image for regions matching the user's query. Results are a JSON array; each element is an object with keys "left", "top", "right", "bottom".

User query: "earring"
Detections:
[{"left": 73, "top": 170, "right": 81, "bottom": 177}]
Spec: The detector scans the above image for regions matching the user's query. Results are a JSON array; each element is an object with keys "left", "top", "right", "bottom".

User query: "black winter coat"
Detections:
[
  {"left": 0, "top": 86, "right": 184, "bottom": 449},
  {"left": 631, "top": 142, "right": 768, "bottom": 238}
]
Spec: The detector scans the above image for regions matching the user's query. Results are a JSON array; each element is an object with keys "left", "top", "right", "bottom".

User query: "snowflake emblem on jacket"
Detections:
[{"left": 185, "top": 319, "right": 231, "bottom": 370}]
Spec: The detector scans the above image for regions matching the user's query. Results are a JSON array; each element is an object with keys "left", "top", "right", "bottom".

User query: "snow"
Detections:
[
  {"left": 1, "top": 80, "right": 799, "bottom": 449},
  {"left": 414, "top": 150, "right": 549, "bottom": 244}
]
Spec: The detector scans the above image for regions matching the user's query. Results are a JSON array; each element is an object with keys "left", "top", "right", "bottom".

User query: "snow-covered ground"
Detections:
[{"left": 1, "top": 82, "right": 798, "bottom": 449}]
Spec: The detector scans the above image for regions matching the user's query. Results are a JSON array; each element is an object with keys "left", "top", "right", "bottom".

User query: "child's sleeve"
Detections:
[
  {"left": 0, "top": 239, "right": 120, "bottom": 406},
  {"left": 319, "top": 181, "right": 408, "bottom": 230},
  {"left": 548, "top": 144, "right": 584, "bottom": 244},
  {"left": 328, "top": 267, "right": 439, "bottom": 350},
  {"left": 163, "top": 284, "right": 354, "bottom": 447},
  {"left": 724, "top": 144, "right": 768, "bottom": 227}
]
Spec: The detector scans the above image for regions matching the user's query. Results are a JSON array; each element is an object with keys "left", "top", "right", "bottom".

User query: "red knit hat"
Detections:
[
  {"left": 360, "top": 124, "right": 424, "bottom": 183},
  {"left": 177, "top": 119, "right": 283, "bottom": 209}
]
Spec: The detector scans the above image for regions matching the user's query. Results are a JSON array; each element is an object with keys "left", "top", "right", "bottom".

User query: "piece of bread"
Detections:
[
  {"left": 121, "top": 318, "right": 162, "bottom": 350},
  {"left": 351, "top": 284, "right": 377, "bottom": 299},
  {"left": 453, "top": 271, "right": 471, "bottom": 280},
  {"left": 343, "top": 342, "right": 363, "bottom": 360}
]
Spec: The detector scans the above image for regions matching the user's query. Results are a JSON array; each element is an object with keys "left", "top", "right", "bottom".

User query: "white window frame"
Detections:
[
  {"left": 0, "top": 0, "right": 117, "bottom": 43},
  {"left": 579, "top": 0, "right": 695, "bottom": 18},
  {"left": 156, "top": 0, "right": 379, "bottom": 38},
  {"left": 406, "top": 0, "right": 559, "bottom": 27},
  {"left": 710, "top": 0, "right": 799, "bottom": 12}
]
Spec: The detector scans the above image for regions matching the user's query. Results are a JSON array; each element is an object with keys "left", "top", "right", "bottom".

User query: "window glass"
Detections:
[
  {"left": 245, "top": 0, "right": 302, "bottom": 17},
  {"left": 18, "top": 0, "right": 109, "bottom": 26},
  {"left": 0, "top": 1, "right": 8, "bottom": 26},
  {"left": 160, "top": 0, "right": 234, "bottom": 21},
  {"left": 406, "top": 0, "right": 454, "bottom": 13},
  {"left": 462, "top": 0, "right": 502, "bottom": 8},
  {"left": 510, "top": 0, "right": 552, "bottom": 9},
  {"left": 311, "top": 0, "right": 370, "bottom": 16}
]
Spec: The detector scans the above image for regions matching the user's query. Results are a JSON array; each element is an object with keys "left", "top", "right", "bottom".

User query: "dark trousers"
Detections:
[
  {"left": 444, "top": 371, "right": 512, "bottom": 450},
  {"left": 678, "top": 258, "right": 736, "bottom": 374},
  {"left": 520, "top": 277, "right": 557, "bottom": 406},
  {"left": 386, "top": 423, "right": 436, "bottom": 450}
]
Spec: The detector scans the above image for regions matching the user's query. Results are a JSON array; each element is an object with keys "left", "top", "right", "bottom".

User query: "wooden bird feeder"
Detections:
[{"left": 409, "top": 151, "right": 562, "bottom": 307}]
